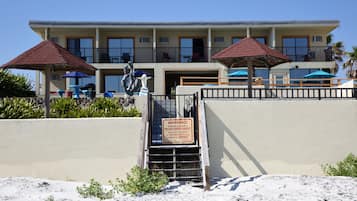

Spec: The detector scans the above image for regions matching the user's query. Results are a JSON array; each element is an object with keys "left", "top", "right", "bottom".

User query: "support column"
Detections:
[
  {"left": 153, "top": 28, "right": 157, "bottom": 62},
  {"left": 65, "top": 71, "right": 70, "bottom": 90},
  {"left": 37, "top": 27, "right": 50, "bottom": 96},
  {"left": 208, "top": 27, "right": 212, "bottom": 62},
  {"left": 95, "top": 28, "right": 100, "bottom": 48},
  {"left": 95, "top": 69, "right": 101, "bottom": 95},
  {"left": 35, "top": 71, "right": 41, "bottom": 96},
  {"left": 44, "top": 27, "right": 49, "bottom": 40},
  {"left": 44, "top": 68, "right": 51, "bottom": 118},
  {"left": 248, "top": 60, "right": 253, "bottom": 98},
  {"left": 270, "top": 27, "right": 276, "bottom": 48},
  {"left": 246, "top": 27, "right": 251, "bottom": 38},
  {"left": 95, "top": 28, "right": 100, "bottom": 63}
]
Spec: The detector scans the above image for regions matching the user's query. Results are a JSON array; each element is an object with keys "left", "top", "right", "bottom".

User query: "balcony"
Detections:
[
  {"left": 274, "top": 46, "right": 334, "bottom": 62},
  {"left": 68, "top": 46, "right": 334, "bottom": 64},
  {"left": 156, "top": 47, "right": 208, "bottom": 62}
]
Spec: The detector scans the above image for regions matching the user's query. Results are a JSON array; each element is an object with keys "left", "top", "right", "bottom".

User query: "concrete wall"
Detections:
[
  {"left": 0, "top": 118, "right": 142, "bottom": 183},
  {"left": 205, "top": 100, "right": 357, "bottom": 177}
]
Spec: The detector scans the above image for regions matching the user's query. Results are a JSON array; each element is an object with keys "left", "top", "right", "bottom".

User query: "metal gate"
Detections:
[{"left": 148, "top": 93, "right": 198, "bottom": 145}]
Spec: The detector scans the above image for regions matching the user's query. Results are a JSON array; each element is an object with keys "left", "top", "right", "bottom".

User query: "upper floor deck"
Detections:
[{"left": 30, "top": 20, "right": 339, "bottom": 64}]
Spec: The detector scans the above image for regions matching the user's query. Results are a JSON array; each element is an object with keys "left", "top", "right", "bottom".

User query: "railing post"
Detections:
[
  {"left": 259, "top": 88, "right": 262, "bottom": 100},
  {"left": 318, "top": 88, "right": 321, "bottom": 100}
]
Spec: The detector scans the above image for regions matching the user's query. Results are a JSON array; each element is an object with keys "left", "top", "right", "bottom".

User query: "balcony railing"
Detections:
[
  {"left": 68, "top": 46, "right": 334, "bottom": 64},
  {"left": 201, "top": 88, "right": 357, "bottom": 100},
  {"left": 274, "top": 46, "right": 334, "bottom": 62},
  {"left": 156, "top": 47, "right": 208, "bottom": 62}
]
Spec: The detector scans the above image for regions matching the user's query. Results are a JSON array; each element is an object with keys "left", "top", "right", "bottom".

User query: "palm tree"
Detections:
[
  {"left": 343, "top": 47, "right": 357, "bottom": 78},
  {"left": 326, "top": 34, "right": 344, "bottom": 72}
]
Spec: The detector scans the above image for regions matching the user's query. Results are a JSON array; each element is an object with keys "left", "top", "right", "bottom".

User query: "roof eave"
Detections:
[{"left": 29, "top": 20, "right": 340, "bottom": 29}]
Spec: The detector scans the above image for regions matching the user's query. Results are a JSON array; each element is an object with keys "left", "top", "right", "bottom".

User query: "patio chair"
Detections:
[{"left": 104, "top": 92, "right": 114, "bottom": 98}]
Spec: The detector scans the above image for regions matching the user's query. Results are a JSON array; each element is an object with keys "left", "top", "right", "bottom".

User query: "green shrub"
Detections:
[
  {"left": 110, "top": 166, "right": 168, "bottom": 195},
  {"left": 90, "top": 98, "right": 121, "bottom": 111},
  {"left": 85, "top": 98, "right": 141, "bottom": 118},
  {"left": 50, "top": 98, "right": 79, "bottom": 118},
  {"left": 322, "top": 153, "right": 357, "bottom": 177},
  {"left": 0, "top": 98, "right": 44, "bottom": 119},
  {"left": 1, "top": 97, "right": 141, "bottom": 119},
  {"left": 76, "top": 179, "right": 113, "bottom": 200},
  {"left": 0, "top": 70, "right": 35, "bottom": 97}
]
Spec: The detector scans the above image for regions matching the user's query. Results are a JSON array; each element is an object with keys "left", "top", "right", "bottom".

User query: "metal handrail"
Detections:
[{"left": 201, "top": 87, "right": 357, "bottom": 100}]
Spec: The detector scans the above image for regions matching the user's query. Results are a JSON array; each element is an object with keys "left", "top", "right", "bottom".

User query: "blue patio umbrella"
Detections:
[
  {"left": 304, "top": 70, "right": 336, "bottom": 79},
  {"left": 228, "top": 70, "right": 248, "bottom": 77},
  {"left": 63, "top": 71, "right": 89, "bottom": 85}
]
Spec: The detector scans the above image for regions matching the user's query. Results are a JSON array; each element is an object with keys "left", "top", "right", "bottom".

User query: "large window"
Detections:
[
  {"left": 104, "top": 69, "right": 154, "bottom": 93},
  {"left": 232, "top": 37, "right": 266, "bottom": 44},
  {"left": 69, "top": 76, "right": 95, "bottom": 88},
  {"left": 105, "top": 75, "right": 124, "bottom": 93},
  {"left": 180, "top": 38, "right": 205, "bottom": 62},
  {"left": 67, "top": 38, "right": 93, "bottom": 63},
  {"left": 232, "top": 37, "right": 242, "bottom": 44},
  {"left": 283, "top": 37, "right": 309, "bottom": 61},
  {"left": 108, "top": 38, "right": 134, "bottom": 63}
]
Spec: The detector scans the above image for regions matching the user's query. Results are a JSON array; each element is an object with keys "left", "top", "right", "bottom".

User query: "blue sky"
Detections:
[{"left": 0, "top": 0, "right": 356, "bottom": 82}]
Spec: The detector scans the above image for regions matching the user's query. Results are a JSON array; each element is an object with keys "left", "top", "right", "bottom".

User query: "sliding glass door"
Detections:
[
  {"left": 108, "top": 38, "right": 134, "bottom": 63},
  {"left": 283, "top": 37, "right": 309, "bottom": 61},
  {"left": 67, "top": 38, "right": 93, "bottom": 63},
  {"left": 180, "top": 38, "right": 205, "bottom": 62}
]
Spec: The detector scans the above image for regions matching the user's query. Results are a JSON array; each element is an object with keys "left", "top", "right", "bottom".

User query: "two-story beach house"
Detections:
[{"left": 29, "top": 20, "right": 339, "bottom": 95}]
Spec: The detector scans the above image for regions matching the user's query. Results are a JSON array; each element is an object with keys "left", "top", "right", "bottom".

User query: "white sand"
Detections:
[{"left": 0, "top": 175, "right": 356, "bottom": 201}]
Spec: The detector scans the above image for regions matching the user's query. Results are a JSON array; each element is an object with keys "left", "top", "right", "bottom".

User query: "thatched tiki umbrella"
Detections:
[
  {"left": 212, "top": 38, "right": 289, "bottom": 97},
  {"left": 1, "top": 40, "right": 96, "bottom": 117}
]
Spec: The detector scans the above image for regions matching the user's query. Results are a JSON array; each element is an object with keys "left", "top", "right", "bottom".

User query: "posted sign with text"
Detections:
[{"left": 162, "top": 118, "right": 194, "bottom": 144}]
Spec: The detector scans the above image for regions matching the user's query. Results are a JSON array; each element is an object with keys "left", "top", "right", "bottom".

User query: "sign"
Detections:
[{"left": 162, "top": 118, "right": 194, "bottom": 144}]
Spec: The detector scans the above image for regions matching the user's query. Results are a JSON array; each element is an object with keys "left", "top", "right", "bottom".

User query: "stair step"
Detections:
[
  {"left": 149, "top": 153, "right": 200, "bottom": 156},
  {"left": 169, "top": 176, "right": 203, "bottom": 180},
  {"left": 148, "top": 160, "right": 200, "bottom": 164},
  {"left": 149, "top": 145, "right": 200, "bottom": 149},
  {"left": 151, "top": 168, "right": 201, "bottom": 172}
]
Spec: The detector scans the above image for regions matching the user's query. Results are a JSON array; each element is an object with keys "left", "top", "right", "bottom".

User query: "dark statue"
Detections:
[{"left": 121, "top": 61, "right": 141, "bottom": 96}]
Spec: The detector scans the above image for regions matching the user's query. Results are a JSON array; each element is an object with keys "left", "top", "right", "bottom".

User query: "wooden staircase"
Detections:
[
  {"left": 147, "top": 145, "right": 203, "bottom": 185},
  {"left": 143, "top": 94, "right": 208, "bottom": 187}
]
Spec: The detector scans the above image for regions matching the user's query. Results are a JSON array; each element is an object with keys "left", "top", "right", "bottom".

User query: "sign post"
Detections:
[{"left": 162, "top": 118, "right": 194, "bottom": 144}]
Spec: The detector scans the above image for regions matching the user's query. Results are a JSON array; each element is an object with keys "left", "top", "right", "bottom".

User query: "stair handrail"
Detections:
[{"left": 199, "top": 100, "right": 210, "bottom": 190}]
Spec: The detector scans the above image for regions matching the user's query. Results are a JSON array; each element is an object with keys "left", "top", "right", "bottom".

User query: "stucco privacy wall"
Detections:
[
  {"left": 205, "top": 100, "right": 357, "bottom": 177},
  {"left": 0, "top": 118, "right": 142, "bottom": 183}
]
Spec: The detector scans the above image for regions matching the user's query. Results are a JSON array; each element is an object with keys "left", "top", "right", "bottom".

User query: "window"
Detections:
[
  {"left": 70, "top": 76, "right": 95, "bottom": 88},
  {"left": 139, "top": 36, "right": 150, "bottom": 43},
  {"left": 159, "top": 37, "right": 169, "bottom": 43},
  {"left": 108, "top": 38, "right": 134, "bottom": 63},
  {"left": 232, "top": 37, "right": 242, "bottom": 44},
  {"left": 67, "top": 38, "right": 93, "bottom": 63},
  {"left": 312, "top": 35, "right": 323, "bottom": 43},
  {"left": 282, "top": 37, "right": 309, "bottom": 61},
  {"left": 180, "top": 38, "right": 205, "bottom": 62},
  {"left": 232, "top": 37, "right": 266, "bottom": 44},
  {"left": 104, "top": 75, "right": 124, "bottom": 93},
  {"left": 275, "top": 75, "right": 284, "bottom": 86},
  {"left": 214, "top": 37, "right": 224, "bottom": 43},
  {"left": 254, "top": 37, "right": 266, "bottom": 45}
]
